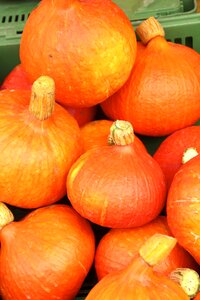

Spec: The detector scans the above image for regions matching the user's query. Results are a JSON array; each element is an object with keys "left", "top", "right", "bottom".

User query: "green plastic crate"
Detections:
[{"left": 114, "top": 0, "right": 197, "bottom": 20}]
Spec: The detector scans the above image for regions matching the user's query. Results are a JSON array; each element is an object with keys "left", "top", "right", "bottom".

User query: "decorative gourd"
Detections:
[
  {"left": 1, "top": 64, "right": 32, "bottom": 90},
  {"left": 67, "top": 120, "right": 166, "bottom": 228},
  {"left": 0, "top": 76, "right": 82, "bottom": 208},
  {"left": 95, "top": 216, "right": 199, "bottom": 280},
  {"left": 20, "top": 0, "right": 137, "bottom": 108},
  {"left": 86, "top": 234, "right": 190, "bottom": 300},
  {"left": 101, "top": 17, "right": 200, "bottom": 136},
  {"left": 81, "top": 119, "right": 147, "bottom": 152},
  {"left": 0, "top": 202, "right": 95, "bottom": 300},
  {"left": 1, "top": 64, "right": 97, "bottom": 127},
  {"left": 167, "top": 154, "right": 200, "bottom": 265},
  {"left": 153, "top": 126, "right": 200, "bottom": 190}
]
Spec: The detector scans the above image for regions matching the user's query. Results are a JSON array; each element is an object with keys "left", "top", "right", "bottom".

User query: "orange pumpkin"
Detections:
[
  {"left": 20, "top": 0, "right": 137, "bottom": 107},
  {"left": 67, "top": 120, "right": 166, "bottom": 228},
  {"left": 0, "top": 76, "right": 82, "bottom": 208},
  {"left": 86, "top": 234, "right": 189, "bottom": 300},
  {"left": 63, "top": 105, "right": 97, "bottom": 127},
  {"left": 101, "top": 17, "right": 200, "bottom": 136},
  {"left": 95, "top": 216, "right": 199, "bottom": 280},
  {"left": 81, "top": 119, "right": 147, "bottom": 152},
  {"left": 1, "top": 64, "right": 32, "bottom": 90},
  {"left": 0, "top": 203, "right": 95, "bottom": 300},
  {"left": 153, "top": 126, "right": 200, "bottom": 190},
  {"left": 167, "top": 154, "right": 200, "bottom": 265}
]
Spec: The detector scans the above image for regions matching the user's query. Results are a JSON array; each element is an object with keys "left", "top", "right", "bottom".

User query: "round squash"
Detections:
[
  {"left": 20, "top": 0, "right": 137, "bottom": 107},
  {"left": 0, "top": 203, "right": 95, "bottom": 300},
  {"left": 67, "top": 120, "right": 166, "bottom": 228},
  {"left": 101, "top": 17, "right": 200, "bottom": 136},
  {"left": 167, "top": 154, "right": 200, "bottom": 265},
  {"left": 0, "top": 76, "right": 82, "bottom": 208}
]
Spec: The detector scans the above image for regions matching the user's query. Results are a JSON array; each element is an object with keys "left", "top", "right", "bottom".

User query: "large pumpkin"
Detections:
[
  {"left": 0, "top": 203, "right": 95, "bottom": 300},
  {"left": 67, "top": 120, "right": 166, "bottom": 228},
  {"left": 101, "top": 17, "right": 200, "bottom": 136},
  {"left": 167, "top": 154, "right": 200, "bottom": 265},
  {"left": 20, "top": 0, "right": 137, "bottom": 107},
  {"left": 0, "top": 76, "right": 82, "bottom": 208}
]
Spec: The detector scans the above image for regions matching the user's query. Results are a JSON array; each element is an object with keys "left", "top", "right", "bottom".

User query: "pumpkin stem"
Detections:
[
  {"left": 29, "top": 76, "right": 55, "bottom": 121},
  {"left": 136, "top": 16, "right": 165, "bottom": 45},
  {"left": 108, "top": 120, "right": 134, "bottom": 146},
  {"left": 0, "top": 202, "right": 14, "bottom": 230},
  {"left": 182, "top": 147, "right": 199, "bottom": 164},
  {"left": 139, "top": 233, "right": 177, "bottom": 266},
  {"left": 169, "top": 268, "right": 200, "bottom": 298}
]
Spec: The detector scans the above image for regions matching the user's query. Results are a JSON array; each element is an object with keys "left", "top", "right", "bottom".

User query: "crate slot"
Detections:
[
  {"left": 174, "top": 37, "right": 182, "bottom": 44},
  {"left": 185, "top": 36, "right": 193, "bottom": 47},
  {"left": 1, "top": 16, "right": 6, "bottom": 23}
]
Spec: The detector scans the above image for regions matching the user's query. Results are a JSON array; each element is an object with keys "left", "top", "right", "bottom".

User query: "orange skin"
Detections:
[
  {"left": 20, "top": 0, "right": 137, "bottom": 107},
  {"left": 0, "top": 204, "right": 95, "bottom": 300},
  {"left": 153, "top": 125, "right": 200, "bottom": 190},
  {"left": 0, "top": 89, "right": 82, "bottom": 208},
  {"left": 194, "top": 292, "right": 200, "bottom": 300},
  {"left": 67, "top": 139, "right": 166, "bottom": 228},
  {"left": 95, "top": 216, "right": 199, "bottom": 281},
  {"left": 1, "top": 64, "right": 97, "bottom": 127},
  {"left": 1, "top": 64, "right": 32, "bottom": 90},
  {"left": 63, "top": 105, "right": 97, "bottom": 127},
  {"left": 86, "top": 252, "right": 189, "bottom": 300},
  {"left": 80, "top": 119, "right": 147, "bottom": 152},
  {"left": 167, "top": 154, "right": 200, "bottom": 265},
  {"left": 101, "top": 38, "right": 200, "bottom": 136}
]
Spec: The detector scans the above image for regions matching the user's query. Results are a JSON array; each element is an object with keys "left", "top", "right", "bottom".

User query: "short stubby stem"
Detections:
[
  {"left": 29, "top": 76, "right": 55, "bottom": 121},
  {"left": 108, "top": 120, "right": 134, "bottom": 146},
  {"left": 170, "top": 268, "right": 200, "bottom": 298}
]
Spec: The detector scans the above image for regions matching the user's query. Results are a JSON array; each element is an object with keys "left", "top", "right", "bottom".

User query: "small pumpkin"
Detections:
[
  {"left": 95, "top": 216, "right": 199, "bottom": 280},
  {"left": 0, "top": 76, "right": 82, "bottom": 208},
  {"left": 153, "top": 126, "right": 200, "bottom": 190},
  {"left": 167, "top": 154, "right": 200, "bottom": 265},
  {"left": 0, "top": 202, "right": 95, "bottom": 300},
  {"left": 20, "top": 0, "right": 137, "bottom": 107},
  {"left": 86, "top": 234, "right": 189, "bottom": 300},
  {"left": 80, "top": 119, "right": 147, "bottom": 152},
  {"left": 67, "top": 120, "right": 166, "bottom": 228},
  {"left": 1, "top": 64, "right": 97, "bottom": 127},
  {"left": 101, "top": 17, "right": 200, "bottom": 136}
]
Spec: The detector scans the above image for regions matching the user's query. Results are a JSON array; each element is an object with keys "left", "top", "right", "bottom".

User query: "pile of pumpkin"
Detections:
[{"left": 1, "top": 0, "right": 200, "bottom": 299}]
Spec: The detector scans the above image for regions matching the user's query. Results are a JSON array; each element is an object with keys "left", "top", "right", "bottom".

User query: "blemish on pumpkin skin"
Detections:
[
  {"left": 190, "top": 231, "right": 200, "bottom": 243},
  {"left": 174, "top": 198, "right": 200, "bottom": 203}
]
